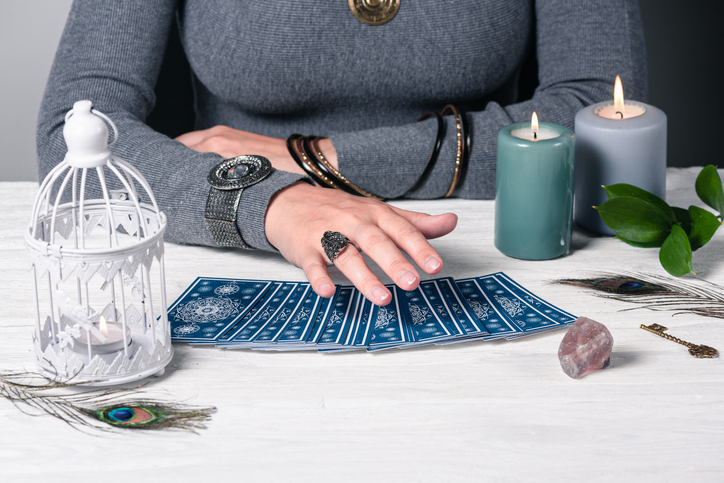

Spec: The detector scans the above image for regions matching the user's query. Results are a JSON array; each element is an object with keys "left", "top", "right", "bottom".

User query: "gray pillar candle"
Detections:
[{"left": 574, "top": 78, "right": 667, "bottom": 235}]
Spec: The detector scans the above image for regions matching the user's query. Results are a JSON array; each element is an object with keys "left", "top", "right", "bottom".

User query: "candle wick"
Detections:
[
  {"left": 533, "top": 132, "right": 537, "bottom": 140},
  {"left": 615, "top": 111, "right": 624, "bottom": 119}
]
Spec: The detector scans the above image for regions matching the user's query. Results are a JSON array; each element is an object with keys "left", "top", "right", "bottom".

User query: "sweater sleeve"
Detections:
[
  {"left": 36, "top": 0, "right": 306, "bottom": 251},
  {"left": 330, "top": 0, "right": 648, "bottom": 200}
]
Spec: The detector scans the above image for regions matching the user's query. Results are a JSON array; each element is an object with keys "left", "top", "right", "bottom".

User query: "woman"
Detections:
[{"left": 37, "top": 0, "right": 647, "bottom": 305}]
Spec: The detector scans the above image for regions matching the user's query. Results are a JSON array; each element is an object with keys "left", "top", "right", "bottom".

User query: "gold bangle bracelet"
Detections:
[
  {"left": 442, "top": 105, "right": 463, "bottom": 198},
  {"left": 290, "top": 134, "right": 342, "bottom": 190},
  {"left": 303, "top": 136, "right": 360, "bottom": 197},
  {"left": 308, "top": 136, "right": 384, "bottom": 200}
]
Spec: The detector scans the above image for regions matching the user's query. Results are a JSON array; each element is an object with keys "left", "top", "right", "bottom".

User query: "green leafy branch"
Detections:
[{"left": 595, "top": 165, "right": 724, "bottom": 277}]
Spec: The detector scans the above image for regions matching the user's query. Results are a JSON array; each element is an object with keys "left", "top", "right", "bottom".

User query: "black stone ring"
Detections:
[{"left": 321, "top": 231, "right": 351, "bottom": 263}]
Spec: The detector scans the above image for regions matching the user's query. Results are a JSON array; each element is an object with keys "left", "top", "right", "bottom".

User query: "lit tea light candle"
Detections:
[
  {"left": 511, "top": 112, "right": 559, "bottom": 141},
  {"left": 74, "top": 315, "right": 131, "bottom": 355},
  {"left": 495, "top": 112, "right": 575, "bottom": 260},
  {"left": 595, "top": 76, "right": 646, "bottom": 120},
  {"left": 574, "top": 75, "right": 667, "bottom": 235}
]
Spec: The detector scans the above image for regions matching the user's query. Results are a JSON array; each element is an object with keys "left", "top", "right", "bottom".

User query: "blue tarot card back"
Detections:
[{"left": 168, "top": 278, "right": 272, "bottom": 343}]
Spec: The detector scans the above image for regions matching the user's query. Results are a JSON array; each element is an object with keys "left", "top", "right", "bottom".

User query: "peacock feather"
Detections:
[
  {"left": 554, "top": 273, "right": 724, "bottom": 319},
  {"left": 1, "top": 370, "right": 216, "bottom": 433}
]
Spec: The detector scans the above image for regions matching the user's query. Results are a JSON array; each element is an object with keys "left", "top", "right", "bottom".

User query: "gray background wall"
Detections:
[
  {"left": 0, "top": 0, "right": 73, "bottom": 181},
  {"left": 640, "top": 0, "right": 723, "bottom": 169},
  {"left": 0, "top": 0, "right": 720, "bottom": 182}
]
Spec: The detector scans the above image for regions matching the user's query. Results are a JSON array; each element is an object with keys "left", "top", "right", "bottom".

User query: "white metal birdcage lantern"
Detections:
[{"left": 25, "top": 100, "right": 172, "bottom": 385}]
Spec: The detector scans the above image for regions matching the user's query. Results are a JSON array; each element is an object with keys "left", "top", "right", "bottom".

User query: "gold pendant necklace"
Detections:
[{"left": 348, "top": 0, "right": 400, "bottom": 26}]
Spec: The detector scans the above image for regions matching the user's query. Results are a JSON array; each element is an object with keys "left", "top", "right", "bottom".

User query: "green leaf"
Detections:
[
  {"left": 695, "top": 165, "right": 724, "bottom": 216},
  {"left": 671, "top": 206, "right": 692, "bottom": 234},
  {"left": 614, "top": 235, "right": 667, "bottom": 248},
  {"left": 659, "top": 225, "right": 693, "bottom": 276},
  {"left": 603, "top": 183, "right": 675, "bottom": 222},
  {"left": 687, "top": 205, "right": 722, "bottom": 251},
  {"left": 595, "top": 196, "right": 672, "bottom": 242}
]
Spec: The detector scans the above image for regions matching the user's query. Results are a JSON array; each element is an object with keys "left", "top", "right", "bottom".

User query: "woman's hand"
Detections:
[
  {"left": 265, "top": 182, "right": 457, "bottom": 305},
  {"left": 176, "top": 126, "right": 302, "bottom": 173},
  {"left": 175, "top": 125, "right": 339, "bottom": 174}
]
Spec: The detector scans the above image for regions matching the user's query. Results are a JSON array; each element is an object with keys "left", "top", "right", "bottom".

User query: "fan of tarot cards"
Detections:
[{"left": 167, "top": 273, "right": 577, "bottom": 352}]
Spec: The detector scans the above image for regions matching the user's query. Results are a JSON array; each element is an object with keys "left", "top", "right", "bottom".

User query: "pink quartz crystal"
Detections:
[{"left": 558, "top": 317, "right": 613, "bottom": 379}]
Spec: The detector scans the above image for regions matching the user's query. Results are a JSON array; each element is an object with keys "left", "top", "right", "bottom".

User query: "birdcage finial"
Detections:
[{"left": 63, "top": 100, "right": 118, "bottom": 168}]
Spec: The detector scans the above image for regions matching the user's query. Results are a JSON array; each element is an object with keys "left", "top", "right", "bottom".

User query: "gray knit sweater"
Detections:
[{"left": 37, "top": 0, "right": 647, "bottom": 251}]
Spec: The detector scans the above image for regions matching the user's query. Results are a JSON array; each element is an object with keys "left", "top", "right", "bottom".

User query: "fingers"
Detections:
[
  {"left": 331, "top": 244, "right": 392, "bottom": 305},
  {"left": 300, "top": 246, "right": 392, "bottom": 306},
  {"left": 357, "top": 214, "right": 444, "bottom": 278},
  {"left": 175, "top": 126, "right": 302, "bottom": 173},
  {"left": 178, "top": 127, "right": 241, "bottom": 158},
  {"left": 266, "top": 183, "right": 455, "bottom": 306},
  {"left": 306, "top": 208, "right": 450, "bottom": 301},
  {"left": 300, "top": 238, "right": 392, "bottom": 306},
  {"left": 174, "top": 130, "right": 206, "bottom": 147},
  {"left": 300, "top": 253, "right": 338, "bottom": 298},
  {"left": 346, "top": 225, "right": 422, "bottom": 291},
  {"left": 174, "top": 126, "right": 228, "bottom": 150},
  {"left": 389, "top": 208, "right": 458, "bottom": 239}
]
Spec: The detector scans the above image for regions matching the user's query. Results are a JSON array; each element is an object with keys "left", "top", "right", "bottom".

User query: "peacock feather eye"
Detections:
[
  {"left": 108, "top": 407, "right": 134, "bottom": 421},
  {"left": 80, "top": 400, "right": 216, "bottom": 431},
  {"left": 617, "top": 281, "right": 648, "bottom": 291},
  {"left": 101, "top": 405, "right": 158, "bottom": 426}
]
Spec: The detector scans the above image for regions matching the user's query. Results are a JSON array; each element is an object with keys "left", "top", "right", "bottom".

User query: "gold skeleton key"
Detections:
[{"left": 640, "top": 324, "right": 718, "bottom": 358}]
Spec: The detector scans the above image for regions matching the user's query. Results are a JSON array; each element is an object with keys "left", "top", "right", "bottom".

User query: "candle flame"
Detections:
[
  {"left": 99, "top": 315, "right": 108, "bottom": 335},
  {"left": 531, "top": 111, "right": 539, "bottom": 132},
  {"left": 614, "top": 75, "right": 625, "bottom": 114}
]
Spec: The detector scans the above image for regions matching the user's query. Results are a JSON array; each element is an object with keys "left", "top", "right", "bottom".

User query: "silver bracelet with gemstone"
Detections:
[{"left": 204, "top": 155, "right": 272, "bottom": 249}]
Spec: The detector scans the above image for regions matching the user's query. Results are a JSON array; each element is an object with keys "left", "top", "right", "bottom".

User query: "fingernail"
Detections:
[
  {"left": 399, "top": 270, "right": 417, "bottom": 287},
  {"left": 424, "top": 256, "right": 441, "bottom": 272},
  {"left": 320, "top": 282, "right": 334, "bottom": 295},
  {"left": 372, "top": 286, "right": 390, "bottom": 303}
]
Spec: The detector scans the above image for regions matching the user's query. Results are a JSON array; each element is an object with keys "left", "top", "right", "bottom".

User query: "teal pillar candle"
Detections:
[{"left": 495, "top": 121, "right": 575, "bottom": 260}]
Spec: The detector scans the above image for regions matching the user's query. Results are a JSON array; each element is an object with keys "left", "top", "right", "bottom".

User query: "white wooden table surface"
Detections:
[{"left": 1, "top": 167, "right": 722, "bottom": 482}]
